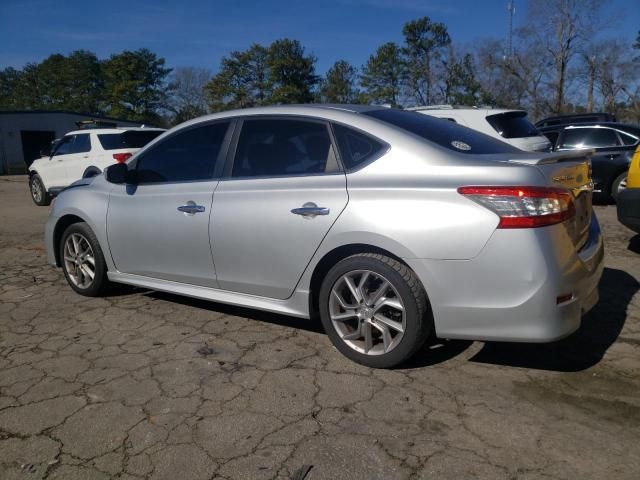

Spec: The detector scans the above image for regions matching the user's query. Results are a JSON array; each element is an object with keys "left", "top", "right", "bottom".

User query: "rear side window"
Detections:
[
  {"left": 136, "top": 122, "right": 229, "bottom": 183},
  {"left": 232, "top": 119, "right": 335, "bottom": 178},
  {"left": 559, "top": 128, "right": 620, "bottom": 149},
  {"left": 486, "top": 111, "right": 540, "bottom": 138},
  {"left": 98, "top": 130, "right": 164, "bottom": 150},
  {"left": 333, "top": 124, "right": 385, "bottom": 170},
  {"left": 619, "top": 131, "right": 639, "bottom": 146},
  {"left": 364, "top": 109, "right": 518, "bottom": 155}
]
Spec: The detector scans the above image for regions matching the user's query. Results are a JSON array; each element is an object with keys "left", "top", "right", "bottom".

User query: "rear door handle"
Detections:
[
  {"left": 177, "top": 202, "right": 206, "bottom": 215},
  {"left": 291, "top": 203, "right": 330, "bottom": 218}
]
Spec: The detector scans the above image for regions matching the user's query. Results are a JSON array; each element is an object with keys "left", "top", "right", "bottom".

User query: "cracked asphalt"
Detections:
[{"left": 1, "top": 175, "right": 639, "bottom": 479}]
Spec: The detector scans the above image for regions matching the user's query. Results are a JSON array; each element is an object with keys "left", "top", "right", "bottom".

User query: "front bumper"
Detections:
[
  {"left": 617, "top": 188, "right": 640, "bottom": 233},
  {"left": 406, "top": 214, "right": 604, "bottom": 342}
]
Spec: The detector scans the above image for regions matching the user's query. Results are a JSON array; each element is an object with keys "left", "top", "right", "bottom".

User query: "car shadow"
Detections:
[
  {"left": 627, "top": 234, "right": 640, "bottom": 254},
  {"left": 146, "top": 290, "right": 325, "bottom": 334},
  {"left": 466, "top": 267, "right": 636, "bottom": 372}
]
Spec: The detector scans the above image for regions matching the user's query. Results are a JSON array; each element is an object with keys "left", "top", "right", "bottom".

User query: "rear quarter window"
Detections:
[
  {"left": 364, "top": 109, "right": 518, "bottom": 155},
  {"left": 98, "top": 130, "right": 164, "bottom": 150},
  {"left": 332, "top": 124, "right": 387, "bottom": 170}
]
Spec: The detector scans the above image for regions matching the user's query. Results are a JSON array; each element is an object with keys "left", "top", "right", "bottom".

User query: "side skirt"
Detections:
[{"left": 107, "top": 271, "right": 311, "bottom": 319}]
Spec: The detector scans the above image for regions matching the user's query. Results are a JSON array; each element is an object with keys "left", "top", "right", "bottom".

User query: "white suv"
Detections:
[
  {"left": 408, "top": 106, "right": 551, "bottom": 152},
  {"left": 29, "top": 127, "right": 165, "bottom": 205}
]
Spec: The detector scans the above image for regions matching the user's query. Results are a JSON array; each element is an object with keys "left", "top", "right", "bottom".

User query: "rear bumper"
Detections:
[
  {"left": 406, "top": 214, "right": 604, "bottom": 342},
  {"left": 617, "top": 188, "right": 640, "bottom": 233}
]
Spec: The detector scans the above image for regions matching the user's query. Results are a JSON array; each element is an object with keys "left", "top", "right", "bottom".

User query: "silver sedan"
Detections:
[{"left": 45, "top": 105, "right": 604, "bottom": 368}]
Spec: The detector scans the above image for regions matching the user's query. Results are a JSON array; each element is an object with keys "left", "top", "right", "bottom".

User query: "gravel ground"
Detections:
[{"left": 1, "top": 175, "right": 639, "bottom": 479}]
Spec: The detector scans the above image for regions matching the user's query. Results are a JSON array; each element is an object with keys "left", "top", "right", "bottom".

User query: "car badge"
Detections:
[{"left": 451, "top": 140, "right": 471, "bottom": 151}]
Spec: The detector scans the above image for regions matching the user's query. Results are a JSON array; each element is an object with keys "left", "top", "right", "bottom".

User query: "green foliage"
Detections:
[
  {"left": 402, "top": 16, "right": 451, "bottom": 104},
  {"left": 101, "top": 48, "right": 172, "bottom": 124},
  {"left": 207, "top": 40, "right": 317, "bottom": 111},
  {"left": 360, "top": 42, "right": 405, "bottom": 107},
  {"left": 266, "top": 39, "right": 318, "bottom": 104},
  {"left": 319, "top": 60, "right": 360, "bottom": 103},
  {"left": 207, "top": 44, "right": 269, "bottom": 111},
  {"left": 442, "top": 53, "right": 484, "bottom": 105}
]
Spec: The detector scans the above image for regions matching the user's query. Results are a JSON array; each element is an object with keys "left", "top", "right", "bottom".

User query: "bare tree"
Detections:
[
  {"left": 525, "top": 0, "right": 609, "bottom": 113},
  {"left": 168, "top": 66, "right": 211, "bottom": 123}
]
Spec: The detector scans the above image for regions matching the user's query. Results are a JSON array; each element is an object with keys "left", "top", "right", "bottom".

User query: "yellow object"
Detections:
[{"left": 626, "top": 145, "right": 640, "bottom": 189}]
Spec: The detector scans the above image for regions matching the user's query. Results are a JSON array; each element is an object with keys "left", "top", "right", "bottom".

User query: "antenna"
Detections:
[{"left": 507, "top": 0, "right": 515, "bottom": 59}]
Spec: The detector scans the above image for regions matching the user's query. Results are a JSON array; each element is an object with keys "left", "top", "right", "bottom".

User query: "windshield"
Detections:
[
  {"left": 363, "top": 109, "right": 519, "bottom": 154},
  {"left": 486, "top": 111, "right": 540, "bottom": 138},
  {"left": 98, "top": 130, "right": 164, "bottom": 150}
]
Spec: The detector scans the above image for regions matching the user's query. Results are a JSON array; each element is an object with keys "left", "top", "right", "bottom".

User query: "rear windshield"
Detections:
[
  {"left": 98, "top": 130, "right": 163, "bottom": 150},
  {"left": 363, "top": 109, "right": 518, "bottom": 155},
  {"left": 486, "top": 111, "right": 540, "bottom": 138}
]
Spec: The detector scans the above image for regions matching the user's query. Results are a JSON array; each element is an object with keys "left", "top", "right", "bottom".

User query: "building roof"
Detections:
[{"left": 0, "top": 109, "right": 143, "bottom": 125}]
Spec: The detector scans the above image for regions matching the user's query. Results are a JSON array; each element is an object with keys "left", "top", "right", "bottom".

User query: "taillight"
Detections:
[
  {"left": 457, "top": 186, "right": 575, "bottom": 228},
  {"left": 113, "top": 153, "right": 132, "bottom": 163}
]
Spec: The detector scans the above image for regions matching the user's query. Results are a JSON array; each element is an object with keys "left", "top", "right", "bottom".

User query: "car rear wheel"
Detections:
[
  {"left": 611, "top": 172, "right": 627, "bottom": 203},
  {"left": 60, "top": 222, "right": 111, "bottom": 296},
  {"left": 29, "top": 174, "right": 51, "bottom": 206},
  {"left": 318, "top": 253, "right": 432, "bottom": 368}
]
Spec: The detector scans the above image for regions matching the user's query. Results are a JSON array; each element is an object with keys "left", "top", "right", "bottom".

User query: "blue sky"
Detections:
[{"left": 1, "top": 0, "right": 638, "bottom": 74}]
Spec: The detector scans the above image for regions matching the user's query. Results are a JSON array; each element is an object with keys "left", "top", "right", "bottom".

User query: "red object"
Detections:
[
  {"left": 457, "top": 186, "right": 576, "bottom": 229},
  {"left": 113, "top": 152, "right": 132, "bottom": 163}
]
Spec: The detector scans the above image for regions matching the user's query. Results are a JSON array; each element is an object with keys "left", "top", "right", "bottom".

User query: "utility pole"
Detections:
[{"left": 507, "top": 0, "right": 515, "bottom": 60}]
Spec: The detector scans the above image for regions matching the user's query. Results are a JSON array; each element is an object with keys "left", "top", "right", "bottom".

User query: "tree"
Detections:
[
  {"left": 360, "top": 42, "right": 405, "bottom": 106},
  {"left": 266, "top": 38, "right": 318, "bottom": 104},
  {"left": 402, "top": 16, "right": 451, "bottom": 105},
  {"left": 0, "top": 67, "right": 23, "bottom": 109},
  {"left": 525, "top": 0, "right": 609, "bottom": 114},
  {"left": 168, "top": 67, "right": 210, "bottom": 123},
  {"left": 319, "top": 60, "right": 359, "bottom": 103},
  {"left": 101, "top": 48, "right": 171, "bottom": 123},
  {"left": 441, "top": 51, "right": 483, "bottom": 105}
]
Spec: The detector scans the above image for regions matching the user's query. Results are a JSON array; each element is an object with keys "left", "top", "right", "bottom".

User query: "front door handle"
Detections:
[
  {"left": 291, "top": 202, "right": 330, "bottom": 218},
  {"left": 177, "top": 201, "right": 206, "bottom": 215}
]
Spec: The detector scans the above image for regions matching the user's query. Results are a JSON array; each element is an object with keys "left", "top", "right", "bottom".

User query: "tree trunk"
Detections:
[{"left": 586, "top": 63, "right": 595, "bottom": 112}]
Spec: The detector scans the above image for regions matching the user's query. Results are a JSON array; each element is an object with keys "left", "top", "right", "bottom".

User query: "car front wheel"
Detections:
[
  {"left": 29, "top": 174, "right": 51, "bottom": 206},
  {"left": 611, "top": 172, "right": 627, "bottom": 203},
  {"left": 318, "top": 253, "right": 432, "bottom": 368},
  {"left": 60, "top": 222, "right": 111, "bottom": 296}
]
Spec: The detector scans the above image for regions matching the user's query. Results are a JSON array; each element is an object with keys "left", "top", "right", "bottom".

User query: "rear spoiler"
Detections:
[{"left": 507, "top": 149, "right": 595, "bottom": 166}]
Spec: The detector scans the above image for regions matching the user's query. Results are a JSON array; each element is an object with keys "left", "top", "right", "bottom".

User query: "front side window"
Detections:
[
  {"left": 333, "top": 124, "right": 386, "bottom": 170},
  {"left": 364, "top": 109, "right": 518, "bottom": 155},
  {"left": 559, "top": 128, "right": 620, "bottom": 150},
  {"left": 136, "top": 122, "right": 229, "bottom": 183},
  {"left": 52, "top": 136, "right": 74, "bottom": 156},
  {"left": 232, "top": 119, "right": 334, "bottom": 178}
]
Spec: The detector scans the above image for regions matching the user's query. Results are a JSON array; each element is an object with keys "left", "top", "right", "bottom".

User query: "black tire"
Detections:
[
  {"left": 29, "top": 174, "right": 51, "bottom": 206},
  {"left": 60, "top": 222, "right": 111, "bottom": 296},
  {"left": 611, "top": 172, "right": 627, "bottom": 203},
  {"left": 318, "top": 253, "right": 432, "bottom": 368}
]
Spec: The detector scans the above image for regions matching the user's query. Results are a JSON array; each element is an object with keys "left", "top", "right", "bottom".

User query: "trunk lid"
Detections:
[{"left": 506, "top": 150, "right": 594, "bottom": 250}]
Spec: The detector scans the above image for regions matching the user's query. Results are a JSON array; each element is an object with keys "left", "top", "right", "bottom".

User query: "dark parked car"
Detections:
[
  {"left": 540, "top": 123, "right": 640, "bottom": 201},
  {"left": 535, "top": 112, "right": 617, "bottom": 129}
]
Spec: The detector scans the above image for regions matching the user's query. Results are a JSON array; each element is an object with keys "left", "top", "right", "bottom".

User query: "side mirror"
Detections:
[{"left": 105, "top": 163, "right": 131, "bottom": 184}]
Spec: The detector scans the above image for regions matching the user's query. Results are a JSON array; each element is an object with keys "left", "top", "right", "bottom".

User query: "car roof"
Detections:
[
  {"left": 64, "top": 127, "right": 166, "bottom": 136},
  {"left": 408, "top": 106, "right": 524, "bottom": 116},
  {"left": 540, "top": 122, "right": 640, "bottom": 133}
]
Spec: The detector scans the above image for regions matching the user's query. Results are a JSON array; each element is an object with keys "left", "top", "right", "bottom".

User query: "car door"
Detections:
[
  {"left": 106, "top": 120, "right": 233, "bottom": 287},
  {"left": 211, "top": 117, "right": 348, "bottom": 299},
  {"left": 62, "top": 133, "right": 92, "bottom": 182},
  {"left": 47, "top": 135, "right": 76, "bottom": 188},
  {"left": 557, "top": 127, "right": 629, "bottom": 193}
]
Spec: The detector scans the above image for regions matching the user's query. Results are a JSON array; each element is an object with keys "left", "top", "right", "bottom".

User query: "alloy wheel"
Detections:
[
  {"left": 63, "top": 233, "right": 96, "bottom": 289},
  {"left": 329, "top": 269, "right": 406, "bottom": 355},
  {"left": 31, "top": 179, "right": 42, "bottom": 203}
]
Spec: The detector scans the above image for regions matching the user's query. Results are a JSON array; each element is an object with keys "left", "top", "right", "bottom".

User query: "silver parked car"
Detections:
[{"left": 45, "top": 105, "right": 604, "bottom": 368}]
